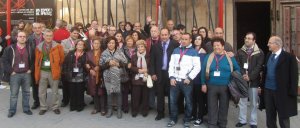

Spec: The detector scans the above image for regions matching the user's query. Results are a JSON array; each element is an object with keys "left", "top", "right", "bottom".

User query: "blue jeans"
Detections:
[
  {"left": 169, "top": 80, "right": 193, "bottom": 122},
  {"left": 9, "top": 73, "right": 32, "bottom": 113}
]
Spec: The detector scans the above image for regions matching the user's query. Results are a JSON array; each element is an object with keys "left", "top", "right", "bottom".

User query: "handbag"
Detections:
[
  {"left": 147, "top": 75, "right": 153, "bottom": 88},
  {"left": 120, "top": 66, "right": 129, "bottom": 83}
]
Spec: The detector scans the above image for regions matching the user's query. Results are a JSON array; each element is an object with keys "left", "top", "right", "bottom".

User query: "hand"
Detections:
[
  {"left": 94, "top": 66, "right": 99, "bottom": 71},
  {"left": 109, "top": 60, "right": 116, "bottom": 66},
  {"left": 138, "top": 69, "right": 143, "bottom": 74},
  {"left": 151, "top": 75, "right": 157, "bottom": 81},
  {"left": 201, "top": 85, "right": 207, "bottom": 93},
  {"left": 27, "top": 70, "right": 31, "bottom": 73},
  {"left": 170, "top": 79, "right": 177, "bottom": 86},
  {"left": 11, "top": 72, "right": 16, "bottom": 76},
  {"left": 258, "top": 87, "right": 262, "bottom": 95},
  {"left": 86, "top": 64, "right": 91, "bottom": 69},
  {"left": 183, "top": 79, "right": 190, "bottom": 85},
  {"left": 243, "top": 74, "right": 250, "bottom": 81},
  {"left": 101, "top": 27, "right": 107, "bottom": 33},
  {"left": 90, "top": 70, "right": 96, "bottom": 76},
  {"left": 127, "top": 63, "right": 132, "bottom": 69},
  {"left": 146, "top": 16, "right": 152, "bottom": 23},
  {"left": 226, "top": 52, "right": 235, "bottom": 57},
  {"left": 143, "top": 68, "right": 148, "bottom": 73},
  {"left": 5, "top": 35, "right": 11, "bottom": 40}
]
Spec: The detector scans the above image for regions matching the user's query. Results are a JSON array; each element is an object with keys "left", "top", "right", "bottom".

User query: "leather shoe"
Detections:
[
  {"left": 7, "top": 112, "right": 15, "bottom": 118},
  {"left": 53, "top": 109, "right": 61, "bottom": 114},
  {"left": 39, "top": 110, "right": 47, "bottom": 115},
  {"left": 235, "top": 122, "right": 247, "bottom": 127},
  {"left": 250, "top": 125, "right": 257, "bottom": 128},
  {"left": 155, "top": 114, "right": 165, "bottom": 121},
  {"left": 24, "top": 110, "right": 33, "bottom": 115},
  {"left": 31, "top": 104, "right": 39, "bottom": 109}
]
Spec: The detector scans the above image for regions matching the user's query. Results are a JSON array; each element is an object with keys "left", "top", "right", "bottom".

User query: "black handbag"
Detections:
[{"left": 120, "top": 66, "right": 129, "bottom": 83}]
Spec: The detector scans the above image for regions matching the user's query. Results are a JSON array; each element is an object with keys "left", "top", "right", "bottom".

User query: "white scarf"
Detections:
[{"left": 137, "top": 51, "right": 147, "bottom": 69}]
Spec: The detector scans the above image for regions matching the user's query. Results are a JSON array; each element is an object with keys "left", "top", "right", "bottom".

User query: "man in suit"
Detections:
[
  {"left": 263, "top": 36, "right": 298, "bottom": 128},
  {"left": 150, "top": 28, "right": 179, "bottom": 120}
]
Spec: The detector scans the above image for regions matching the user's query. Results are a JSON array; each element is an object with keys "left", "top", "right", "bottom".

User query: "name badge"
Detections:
[
  {"left": 214, "top": 71, "right": 221, "bottom": 77},
  {"left": 73, "top": 67, "right": 79, "bottom": 72},
  {"left": 19, "top": 63, "right": 25, "bottom": 68},
  {"left": 243, "top": 63, "right": 248, "bottom": 69},
  {"left": 176, "top": 67, "right": 180, "bottom": 71},
  {"left": 139, "top": 74, "right": 144, "bottom": 78},
  {"left": 44, "top": 61, "right": 50, "bottom": 67}
]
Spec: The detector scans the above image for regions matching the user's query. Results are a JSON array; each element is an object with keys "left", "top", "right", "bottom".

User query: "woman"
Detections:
[
  {"left": 115, "top": 32, "right": 124, "bottom": 48},
  {"left": 23, "top": 23, "right": 33, "bottom": 36},
  {"left": 191, "top": 26, "right": 198, "bottom": 36},
  {"left": 191, "top": 34, "right": 207, "bottom": 126},
  {"left": 75, "top": 22, "right": 88, "bottom": 41},
  {"left": 198, "top": 27, "right": 211, "bottom": 44},
  {"left": 131, "top": 31, "right": 144, "bottom": 43},
  {"left": 86, "top": 37, "right": 106, "bottom": 116},
  {"left": 121, "top": 35, "right": 136, "bottom": 113},
  {"left": 100, "top": 36, "right": 128, "bottom": 119},
  {"left": 124, "top": 22, "right": 133, "bottom": 38},
  {"left": 130, "top": 40, "right": 150, "bottom": 117},
  {"left": 62, "top": 40, "right": 87, "bottom": 112},
  {"left": 201, "top": 37, "right": 240, "bottom": 128}
]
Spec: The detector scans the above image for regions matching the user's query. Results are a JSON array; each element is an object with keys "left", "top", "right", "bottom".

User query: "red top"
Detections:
[{"left": 53, "top": 28, "right": 70, "bottom": 43}]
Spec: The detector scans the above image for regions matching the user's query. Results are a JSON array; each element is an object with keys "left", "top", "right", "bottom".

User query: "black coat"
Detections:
[
  {"left": 62, "top": 51, "right": 87, "bottom": 83},
  {"left": 149, "top": 39, "right": 179, "bottom": 78},
  {"left": 262, "top": 51, "right": 298, "bottom": 118}
]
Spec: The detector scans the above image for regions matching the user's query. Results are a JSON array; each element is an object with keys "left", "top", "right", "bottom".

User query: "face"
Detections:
[
  {"left": 91, "top": 21, "right": 98, "bottom": 29},
  {"left": 194, "top": 36, "right": 202, "bottom": 46},
  {"left": 76, "top": 41, "right": 85, "bottom": 51},
  {"left": 192, "top": 27, "right": 198, "bottom": 35},
  {"left": 119, "top": 22, "right": 125, "bottom": 30},
  {"left": 167, "top": 20, "right": 174, "bottom": 30},
  {"left": 213, "top": 41, "right": 225, "bottom": 54},
  {"left": 108, "top": 27, "right": 116, "bottom": 36},
  {"left": 267, "top": 37, "right": 279, "bottom": 52},
  {"left": 40, "top": 23, "right": 46, "bottom": 31},
  {"left": 132, "top": 32, "right": 139, "bottom": 42},
  {"left": 134, "top": 23, "right": 141, "bottom": 31},
  {"left": 160, "top": 29, "right": 170, "bottom": 42},
  {"left": 115, "top": 33, "right": 123, "bottom": 42},
  {"left": 93, "top": 40, "right": 101, "bottom": 50},
  {"left": 150, "top": 21, "right": 156, "bottom": 27},
  {"left": 88, "top": 29, "right": 96, "bottom": 38},
  {"left": 198, "top": 28, "right": 207, "bottom": 38},
  {"left": 77, "top": 26, "right": 84, "bottom": 32},
  {"left": 71, "top": 30, "right": 79, "bottom": 40},
  {"left": 137, "top": 45, "right": 146, "bottom": 53},
  {"left": 125, "top": 24, "right": 131, "bottom": 31},
  {"left": 33, "top": 24, "right": 42, "bottom": 35},
  {"left": 180, "top": 34, "right": 192, "bottom": 47},
  {"left": 43, "top": 32, "right": 53, "bottom": 43},
  {"left": 126, "top": 39, "right": 134, "bottom": 47},
  {"left": 19, "top": 22, "right": 25, "bottom": 29},
  {"left": 214, "top": 28, "right": 224, "bottom": 38},
  {"left": 17, "top": 32, "right": 27, "bottom": 44},
  {"left": 244, "top": 34, "right": 255, "bottom": 47},
  {"left": 150, "top": 27, "right": 159, "bottom": 38},
  {"left": 107, "top": 40, "right": 116, "bottom": 51},
  {"left": 172, "top": 30, "right": 181, "bottom": 41}
]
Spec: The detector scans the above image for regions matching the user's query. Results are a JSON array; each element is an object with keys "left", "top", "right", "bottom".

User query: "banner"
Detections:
[{"left": 0, "top": 0, "right": 56, "bottom": 36}]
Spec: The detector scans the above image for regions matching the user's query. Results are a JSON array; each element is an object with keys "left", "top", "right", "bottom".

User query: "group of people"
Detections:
[{"left": 0, "top": 17, "right": 298, "bottom": 128}]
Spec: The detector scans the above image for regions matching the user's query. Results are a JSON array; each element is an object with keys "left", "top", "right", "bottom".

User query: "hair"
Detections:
[
  {"left": 75, "top": 22, "right": 84, "bottom": 28},
  {"left": 176, "top": 24, "right": 186, "bottom": 30},
  {"left": 114, "top": 31, "right": 124, "bottom": 43},
  {"left": 44, "top": 29, "right": 53, "bottom": 35},
  {"left": 70, "top": 27, "right": 80, "bottom": 33},
  {"left": 23, "top": 23, "right": 33, "bottom": 35},
  {"left": 271, "top": 36, "right": 283, "bottom": 47},
  {"left": 211, "top": 37, "right": 225, "bottom": 46},
  {"left": 135, "top": 40, "right": 147, "bottom": 48},
  {"left": 160, "top": 28, "right": 170, "bottom": 35},
  {"left": 192, "top": 34, "right": 207, "bottom": 51},
  {"left": 182, "top": 33, "right": 192, "bottom": 39},
  {"left": 91, "top": 19, "right": 98, "bottom": 24},
  {"left": 75, "top": 39, "right": 87, "bottom": 51},
  {"left": 17, "top": 31, "right": 27, "bottom": 37},
  {"left": 105, "top": 36, "right": 118, "bottom": 50},
  {"left": 246, "top": 32, "right": 256, "bottom": 41},
  {"left": 131, "top": 31, "right": 143, "bottom": 40},
  {"left": 18, "top": 20, "right": 25, "bottom": 25},
  {"left": 125, "top": 22, "right": 133, "bottom": 30}
]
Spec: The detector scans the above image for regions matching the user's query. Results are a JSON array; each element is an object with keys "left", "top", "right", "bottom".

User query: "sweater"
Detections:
[{"left": 265, "top": 54, "right": 279, "bottom": 90}]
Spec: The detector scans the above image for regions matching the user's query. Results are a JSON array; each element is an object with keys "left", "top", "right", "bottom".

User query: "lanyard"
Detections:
[
  {"left": 35, "top": 34, "right": 43, "bottom": 46},
  {"left": 90, "top": 40, "right": 94, "bottom": 50},
  {"left": 214, "top": 54, "right": 225, "bottom": 71},
  {"left": 17, "top": 45, "right": 25, "bottom": 62},
  {"left": 178, "top": 48, "right": 188, "bottom": 64},
  {"left": 70, "top": 39, "right": 75, "bottom": 46},
  {"left": 75, "top": 51, "right": 83, "bottom": 66},
  {"left": 43, "top": 43, "right": 51, "bottom": 54}
]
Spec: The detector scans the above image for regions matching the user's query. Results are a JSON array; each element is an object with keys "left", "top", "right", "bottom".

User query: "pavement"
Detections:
[{"left": 0, "top": 83, "right": 299, "bottom": 128}]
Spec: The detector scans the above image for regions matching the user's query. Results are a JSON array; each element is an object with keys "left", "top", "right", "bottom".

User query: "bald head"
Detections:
[
  {"left": 268, "top": 36, "right": 283, "bottom": 52},
  {"left": 214, "top": 27, "right": 224, "bottom": 38},
  {"left": 32, "top": 22, "right": 42, "bottom": 35}
]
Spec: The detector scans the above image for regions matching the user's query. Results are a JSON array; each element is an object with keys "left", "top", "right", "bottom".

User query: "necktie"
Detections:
[{"left": 271, "top": 54, "right": 276, "bottom": 61}]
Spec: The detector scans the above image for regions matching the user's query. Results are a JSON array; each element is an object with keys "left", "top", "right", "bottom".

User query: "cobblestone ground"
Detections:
[{"left": 0, "top": 83, "right": 299, "bottom": 128}]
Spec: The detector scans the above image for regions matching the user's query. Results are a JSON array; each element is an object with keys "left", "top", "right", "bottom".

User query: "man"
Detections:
[
  {"left": 108, "top": 26, "right": 117, "bottom": 37},
  {"left": 150, "top": 28, "right": 179, "bottom": 121},
  {"left": 60, "top": 27, "right": 80, "bottom": 107},
  {"left": 144, "top": 16, "right": 157, "bottom": 36},
  {"left": 171, "top": 29, "right": 182, "bottom": 44},
  {"left": 205, "top": 27, "right": 233, "bottom": 53},
  {"left": 27, "top": 22, "right": 44, "bottom": 109},
  {"left": 91, "top": 20, "right": 99, "bottom": 30},
  {"left": 145, "top": 26, "right": 160, "bottom": 54},
  {"left": 2, "top": 31, "right": 34, "bottom": 118},
  {"left": 167, "top": 33, "right": 201, "bottom": 128},
  {"left": 176, "top": 24, "right": 186, "bottom": 33},
  {"left": 34, "top": 29, "right": 64, "bottom": 115},
  {"left": 8, "top": 20, "right": 25, "bottom": 44},
  {"left": 263, "top": 36, "right": 298, "bottom": 128},
  {"left": 235, "top": 32, "right": 264, "bottom": 128},
  {"left": 134, "top": 22, "right": 148, "bottom": 39},
  {"left": 85, "top": 29, "right": 97, "bottom": 51},
  {"left": 166, "top": 19, "right": 175, "bottom": 32}
]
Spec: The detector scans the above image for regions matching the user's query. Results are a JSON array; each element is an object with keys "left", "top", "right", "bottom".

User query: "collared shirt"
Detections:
[
  {"left": 162, "top": 39, "right": 170, "bottom": 70},
  {"left": 273, "top": 48, "right": 282, "bottom": 59}
]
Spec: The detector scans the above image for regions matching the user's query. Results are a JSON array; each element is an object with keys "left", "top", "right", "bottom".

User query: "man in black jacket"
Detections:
[
  {"left": 150, "top": 28, "right": 179, "bottom": 120},
  {"left": 2, "top": 31, "right": 35, "bottom": 118},
  {"left": 235, "top": 32, "right": 264, "bottom": 128},
  {"left": 263, "top": 36, "right": 298, "bottom": 128}
]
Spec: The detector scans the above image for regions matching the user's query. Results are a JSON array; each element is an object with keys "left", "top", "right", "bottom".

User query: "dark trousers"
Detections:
[
  {"left": 132, "top": 84, "right": 149, "bottom": 115},
  {"left": 121, "top": 81, "right": 130, "bottom": 111},
  {"left": 192, "top": 84, "right": 207, "bottom": 120},
  {"left": 62, "top": 79, "right": 70, "bottom": 105},
  {"left": 69, "top": 82, "right": 85, "bottom": 111},
  {"left": 94, "top": 86, "right": 106, "bottom": 112},
  {"left": 107, "top": 93, "right": 122, "bottom": 110},
  {"left": 264, "top": 89, "right": 290, "bottom": 128},
  {"left": 207, "top": 85, "right": 229, "bottom": 128},
  {"left": 32, "top": 83, "right": 40, "bottom": 106},
  {"left": 156, "top": 70, "right": 170, "bottom": 114}
]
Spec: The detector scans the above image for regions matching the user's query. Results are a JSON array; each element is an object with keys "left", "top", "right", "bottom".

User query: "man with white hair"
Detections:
[{"left": 262, "top": 36, "right": 298, "bottom": 128}]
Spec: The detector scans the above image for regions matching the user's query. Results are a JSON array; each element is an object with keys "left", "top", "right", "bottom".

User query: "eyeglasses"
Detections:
[
  {"left": 78, "top": 28, "right": 83, "bottom": 29},
  {"left": 192, "top": 30, "right": 198, "bottom": 31},
  {"left": 151, "top": 23, "right": 156, "bottom": 25},
  {"left": 18, "top": 36, "right": 26, "bottom": 38},
  {"left": 244, "top": 37, "right": 253, "bottom": 40}
]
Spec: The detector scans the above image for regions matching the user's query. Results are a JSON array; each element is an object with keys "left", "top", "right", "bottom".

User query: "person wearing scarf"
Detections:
[{"left": 130, "top": 40, "right": 150, "bottom": 117}]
